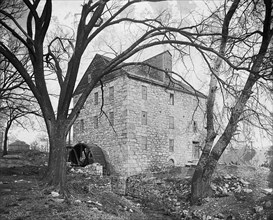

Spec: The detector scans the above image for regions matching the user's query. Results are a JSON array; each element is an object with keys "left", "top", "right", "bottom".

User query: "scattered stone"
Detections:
[
  {"left": 74, "top": 199, "right": 81, "bottom": 203},
  {"left": 53, "top": 198, "right": 64, "bottom": 203},
  {"left": 253, "top": 206, "right": 263, "bottom": 213},
  {"left": 262, "top": 188, "right": 273, "bottom": 195},
  {"left": 239, "top": 179, "right": 250, "bottom": 186},
  {"left": 234, "top": 185, "right": 242, "bottom": 193},
  {"left": 211, "top": 183, "right": 217, "bottom": 191},
  {"left": 242, "top": 188, "right": 253, "bottom": 193},
  {"left": 265, "top": 200, "right": 272, "bottom": 208},
  {"left": 224, "top": 174, "right": 232, "bottom": 179},
  {"left": 51, "top": 191, "right": 60, "bottom": 197},
  {"left": 181, "top": 209, "right": 189, "bottom": 217},
  {"left": 222, "top": 187, "right": 228, "bottom": 195},
  {"left": 86, "top": 200, "right": 102, "bottom": 206},
  {"left": 215, "top": 213, "right": 225, "bottom": 219}
]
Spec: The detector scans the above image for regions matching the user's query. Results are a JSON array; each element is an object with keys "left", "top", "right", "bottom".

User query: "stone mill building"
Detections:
[{"left": 73, "top": 51, "right": 206, "bottom": 176}]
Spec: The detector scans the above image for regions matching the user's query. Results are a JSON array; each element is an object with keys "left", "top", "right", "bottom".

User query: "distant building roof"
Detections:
[
  {"left": 73, "top": 51, "right": 207, "bottom": 99},
  {"left": 9, "top": 140, "right": 29, "bottom": 147}
]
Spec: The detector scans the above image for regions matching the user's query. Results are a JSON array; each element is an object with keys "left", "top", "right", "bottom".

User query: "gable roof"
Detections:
[{"left": 73, "top": 52, "right": 207, "bottom": 99}]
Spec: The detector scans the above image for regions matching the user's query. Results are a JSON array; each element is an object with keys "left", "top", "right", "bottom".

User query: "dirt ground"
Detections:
[{"left": 0, "top": 150, "right": 273, "bottom": 220}]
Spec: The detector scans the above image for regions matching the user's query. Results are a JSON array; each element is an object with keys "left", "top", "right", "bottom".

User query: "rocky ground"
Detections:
[
  {"left": 0, "top": 150, "right": 273, "bottom": 220},
  {"left": 126, "top": 165, "right": 273, "bottom": 219}
]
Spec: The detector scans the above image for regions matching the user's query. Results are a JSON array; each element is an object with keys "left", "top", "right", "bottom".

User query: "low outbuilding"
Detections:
[{"left": 9, "top": 140, "right": 30, "bottom": 151}]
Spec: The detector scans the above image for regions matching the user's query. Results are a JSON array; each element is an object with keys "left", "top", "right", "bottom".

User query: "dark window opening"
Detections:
[
  {"left": 94, "top": 92, "right": 98, "bottom": 105},
  {"left": 94, "top": 116, "right": 98, "bottom": 129},
  {"left": 169, "top": 93, "right": 174, "bottom": 105},
  {"left": 109, "top": 111, "right": 114, "bottom": 126},
  {"left": 141, "top": 111, "right": 147, "bottom": 125},
  {"left": 193, "top": 121, "right": 198, "bottom": 133},
  {"left": 80, "top": 119, "right": 84, "bottom": 132}
]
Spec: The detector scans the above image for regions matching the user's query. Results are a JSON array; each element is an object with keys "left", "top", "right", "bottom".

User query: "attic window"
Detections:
[
  {"left": 193, "top": 121, "right": 197, "bottom": 133},
  {"left": 169, "top": 93, "right": 174, "bottom": 105}
]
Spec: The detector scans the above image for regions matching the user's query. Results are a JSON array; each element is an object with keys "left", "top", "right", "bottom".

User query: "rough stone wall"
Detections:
[
  {"left": 73, "top": 75, "right": 129, "bottom": 175},
  {"left": 125, "top": 78, "right": 206, "bottom": 175},
  {"left": 73, "top": 74, "right": 206, "bottom": 177}
]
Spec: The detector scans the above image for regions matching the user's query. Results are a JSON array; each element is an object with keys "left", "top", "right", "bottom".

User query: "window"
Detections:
[
  {"left": 94, "top": 116, "right": 98, "bottom": 129},
  {"left": 193, "top": 121, "right": 198, "bottom": 133},
  {"left": 169, "top": 93, "right": 174, "bottom": 105},
  {"left": 141, "top": 136, "right": 147, "bottom": 150},
  {"left": 109, "top": 86, "right": 114, "bottom": 101},
  {"left": 109, "top": 111, "right": 114, "bottom": 126},
  {"left": 142, "top": 85, "right": 147, "bottom": 100},
  {"left": 169, "top": 139, "right": 174, "bottom": 152},
  {"left": 192, "top": 141, "right": 201, "bottom": 159},
  {"left": 141, "top": 111, "right": 147, "bottom": 125},
  {"left": 169, "top": 116, "right": 174, "bottom": 129},
  {"left": 80, "top": 119, "right": 84, "bottom": 132},
  {"left": 94, "top": 92, "right": 98, "bottom": 105}
]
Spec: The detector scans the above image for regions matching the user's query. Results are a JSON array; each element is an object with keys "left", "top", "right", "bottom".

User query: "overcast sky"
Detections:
[{"left": 11, "top": 0, "right": 214, "bottom": 143}]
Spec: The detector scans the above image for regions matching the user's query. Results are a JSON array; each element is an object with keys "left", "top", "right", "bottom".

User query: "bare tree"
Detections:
[
  {"left": 190, "top": 0, "right": 273, "bottom": 204},
  {"left": 0, "top": 0, "right": 210, "bottom": 194},
  {"left": 1, "top": 100, "right": 39, "bottom": 156},
  {"left": 0, "top": 0, "right": 271, "bottom": 201}
]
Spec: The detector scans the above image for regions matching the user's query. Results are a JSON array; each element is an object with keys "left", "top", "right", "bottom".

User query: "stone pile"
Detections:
[
  {"left": 70, "top": 163, "right": 103, "bottom": 176},
  {"left": 211, "top": 174, "right": 252, "bottom": 197},
  {"left": 126, "top": 170, "right": 273, "bottom": 220},
  {"left": 126, "top": 173, "right": 191, "bottom": 217}
]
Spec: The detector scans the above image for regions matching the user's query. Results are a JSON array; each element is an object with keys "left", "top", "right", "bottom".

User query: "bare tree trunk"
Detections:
[
  {"left": 190, "top": 0, "right": 273, "bottom": 204},
  {"left": 43, "top": 122, "right": 68, "bottom": 195},
  {"left": 2, "top": 128, "right": 8, "bottom": 156},
  {"left": 191, "top": 68, "right": 259, "bottom": 203},
  {"left": 2, "top": 122, "right": 11, "bottom": 156}
]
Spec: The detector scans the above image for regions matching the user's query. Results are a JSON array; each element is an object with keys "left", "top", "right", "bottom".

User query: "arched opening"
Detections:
[
  {"left": 168, "top": 158, "right": 175, "bottom": 166},
  {"left": 67, "top": 143, "right": 108, "bottom": 174}
]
